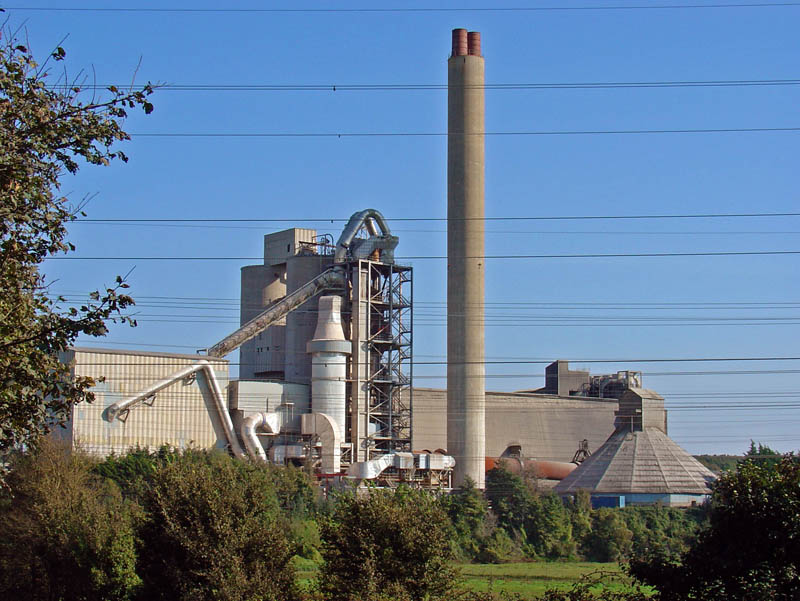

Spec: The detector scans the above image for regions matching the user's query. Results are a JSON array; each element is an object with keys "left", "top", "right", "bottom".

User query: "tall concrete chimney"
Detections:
[{"left": 447, "top": 28, "right": 486, "bottom": 488}]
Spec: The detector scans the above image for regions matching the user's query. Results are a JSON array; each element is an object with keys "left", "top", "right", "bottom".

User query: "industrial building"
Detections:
[
  {"left": 554, "top": 388, "right": 716, "bottom": 507},
  {"left": 55, "top": 29, "right": 714, "bottom": 502}
]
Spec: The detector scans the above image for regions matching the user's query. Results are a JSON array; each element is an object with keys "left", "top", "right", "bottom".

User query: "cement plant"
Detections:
[{"left": 58, "top": 29, "right": 715, "bottom": 507}]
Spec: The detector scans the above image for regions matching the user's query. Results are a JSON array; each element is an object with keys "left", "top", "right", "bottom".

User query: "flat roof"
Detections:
[{"left": 70, "top": 346, "right": 228, "bottom": 363}]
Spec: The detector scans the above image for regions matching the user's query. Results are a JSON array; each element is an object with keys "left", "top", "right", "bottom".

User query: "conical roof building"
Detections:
[{"left": 554, "top": 388, "right": 716, "bottom": 507}]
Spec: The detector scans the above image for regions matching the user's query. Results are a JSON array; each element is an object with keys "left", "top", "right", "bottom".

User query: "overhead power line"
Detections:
[
  {"left": 131, "top": 126, "right": 800, "bottom": 138},
  {"left": 7, "top": 3, "right": 800, "bottom": 13},
  {"left": 53, "top": 78, "right": 800, "bottom": 92},
  {"left": 43, "top": 250, "right": 800, "bottom": 261},
  {"left": 75, "top": 211, "right": 800, "bottom": 223}
]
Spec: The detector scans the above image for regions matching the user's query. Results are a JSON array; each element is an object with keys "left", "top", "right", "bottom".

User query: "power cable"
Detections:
[
  {"left": 130, "top": 126, "right": 800, "bottom": 137},
  {"left": 7, "top": 4, "right": 800, "bottom": 13},
  {"left": 50, "top": 78, "right": 800, "bottom": 92},
  {"left": 75, "top": 211, "right": 800, "bottom": 222},
  {"left": 42, "top": 250, "right": 800, "bottom": 260}
]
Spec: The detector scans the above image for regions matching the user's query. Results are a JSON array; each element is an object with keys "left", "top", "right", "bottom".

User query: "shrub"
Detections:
[{"left": 319, "top": 486, "right": 458, "bottom": 601}]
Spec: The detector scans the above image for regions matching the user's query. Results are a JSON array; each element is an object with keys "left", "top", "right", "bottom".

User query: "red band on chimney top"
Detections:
[
  {"left": 452, "top": 28, "right": 468, "bottom": 56},
  {"left": 468, "top": 31, "right": 481, "bottom": 56}
]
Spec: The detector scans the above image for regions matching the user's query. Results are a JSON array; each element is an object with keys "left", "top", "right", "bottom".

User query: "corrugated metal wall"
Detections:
[{"left": 66, "top": 347, "right": 229, "bottom": 457}]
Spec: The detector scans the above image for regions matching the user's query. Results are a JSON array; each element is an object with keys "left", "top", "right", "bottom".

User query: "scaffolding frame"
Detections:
[{"left": 347, "top": 260, "right": 412, "bottom": 461}]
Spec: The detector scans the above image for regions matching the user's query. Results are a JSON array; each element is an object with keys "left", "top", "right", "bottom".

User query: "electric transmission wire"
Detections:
[
  {"left": 41, "top": 250, "right": 800, "bottom": 261},
  {"left": 7, "top": 3, "right": 800, "bottom": 13},
  {"left": 50, "top": 78, "right": 800, "bottom": 92},
  {"left": 130, "top": 126, "right": 800, "bottom": 138},
  {"left": 75, "top": 211, "right": 800, "bottom": 222}
]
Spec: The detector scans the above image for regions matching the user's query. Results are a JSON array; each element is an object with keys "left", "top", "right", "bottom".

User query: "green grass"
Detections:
[
  {"left": 293, "top": 558, "right": 648, "bottom": 599},
  {"left": 457, "top": 562, "right": 635, "bottom": 599}
]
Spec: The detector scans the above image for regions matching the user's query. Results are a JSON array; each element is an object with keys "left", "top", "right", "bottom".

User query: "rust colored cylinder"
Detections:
[
  {"left": 468, "top": 31, "right": 481, "bottom": 56},
  {"left": 452, "top": 28, "right": 468, "bottom": 56},
  {"left": 485, "top": 457, "right": 577, "bottom": 481}
]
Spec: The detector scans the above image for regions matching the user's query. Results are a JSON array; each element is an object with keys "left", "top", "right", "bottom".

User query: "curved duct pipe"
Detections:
[
  {"left": 241, "top": 412, "right": 281, "bottom": 461},
  {"left": 334, "top": 209, "right": 392, "bottom": 263},
  {"left": 104, "top": 360, "right": 246, "bottom": 459},
  {"left": 485, "top": 457, "right": 577, "bottom": 481},
  {"left": 301, "top": 412, "right": 342, "bottom": 474}
]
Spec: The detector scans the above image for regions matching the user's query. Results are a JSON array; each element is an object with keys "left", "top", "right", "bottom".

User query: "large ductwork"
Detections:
[
  {"left": 301, "top": 412, "right": 342, "bottom": 474},
  {"left": 334, "top": 208, "right": 398, "bottom": 263},
  {"left": 307, "top": 295, "right": 351, "bottom": 439},
  {"left": 447, "top": 28, "right": 486, "bottom": 488},
  {"left": 241, "top": 412, "right": 281, "bottom": 461},
  {"left": 104, "top": 360, "right": 246, "bottom": 459}
]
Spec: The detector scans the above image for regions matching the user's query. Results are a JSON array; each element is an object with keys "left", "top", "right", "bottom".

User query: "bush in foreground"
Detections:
[{"left": 319, "top": 486, "right": 458, "bottom": 601}]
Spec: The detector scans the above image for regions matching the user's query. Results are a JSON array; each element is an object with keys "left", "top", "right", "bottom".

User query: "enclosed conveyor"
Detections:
[{"left": 207, "top": 267, "right": 346, "bottom": 359}]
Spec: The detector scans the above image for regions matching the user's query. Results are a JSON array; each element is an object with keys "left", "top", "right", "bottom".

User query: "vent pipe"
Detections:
[
  {"left": 307, "top": 295, "right": 351, "bottom": 439},
  {"left": 447, "top": 28, "right": 486, "bottom": 488}
]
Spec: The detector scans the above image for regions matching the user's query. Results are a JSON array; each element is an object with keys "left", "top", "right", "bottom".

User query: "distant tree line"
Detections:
[{"left": 0, "top": 441, "right": 795, "bottom": 601}]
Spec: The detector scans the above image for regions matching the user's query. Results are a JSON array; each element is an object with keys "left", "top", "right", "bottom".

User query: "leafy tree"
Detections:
[
  {"left": 583, "top": 509, "right": 633, "bottom": 562},
  {"left": 525, "top": 492, "right": 576, "bottom": 559},
  {"left": 741, "top": 440, "right": 783, "bottom": 468},
  {"left": 319, "top": 486, "right": 458, "bottom": 601},
  {"left": 485, "top": 465, "right": 532, "bottom": 534},
  {"left": 0, "top": 440, "right": 141, "bottom": 601},
  {"left": 136, "top": 449, "right": 298, "bottom": 601},
  {"left": 630, "top": 454, "right": 800, "bottom": 601},
  {"left": 442, "top": 476, "right": 490, "bottom": 559},
  {"left": 620, "top": 504, "right": 705, "bottom": 557},
  {"left": 0, "top": 26, "right": 153, "bottom": 479}
]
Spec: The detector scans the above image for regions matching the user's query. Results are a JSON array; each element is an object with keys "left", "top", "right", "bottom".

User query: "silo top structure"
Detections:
[{"left": 448, "top": 28, "right": 486, "bottom": 488}]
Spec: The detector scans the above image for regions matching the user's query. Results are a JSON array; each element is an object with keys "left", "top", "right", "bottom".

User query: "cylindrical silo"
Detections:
[
  {"left": 307, "top": 295, "right": 351, "bottom": 438},
  {"left": 286, "top": 254, "right": 333, "bottom": 384},
  {"left": 447, "top": 28, "right": 486, "bottom": 488}
]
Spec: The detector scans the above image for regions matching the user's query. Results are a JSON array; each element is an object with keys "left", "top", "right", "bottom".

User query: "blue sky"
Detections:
[{"left": 13, "top": 1, "right": 799, "bottom": 455}]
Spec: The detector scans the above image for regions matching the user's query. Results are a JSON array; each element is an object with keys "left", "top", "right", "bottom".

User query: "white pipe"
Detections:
[
  {"left": 105, "top": 361, "right": 246, "bottom": 459},
  {"left": 241, "top": 412, "right": 281, "bottom": 461},
  {"left": 301, "top": 412, "right": 342, "bottom": 473}
]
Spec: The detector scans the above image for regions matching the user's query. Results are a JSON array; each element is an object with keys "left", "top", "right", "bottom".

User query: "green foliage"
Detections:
[
  {"left": 619, "top": 504, "right": 704, "bottom": 557},
  {"left": 92, "top": 445, "right": 179, "bottom": 498},
  {"left": 0, "top": 28, "right": 154, "bottom": 479},
  {"left": 485, "top": 466, "right": 531, "bottom": 534},
  {"left": 583, "top": 509, "right": 633, "bottom": 562},
  {"left": 442, "top": 476, "right": 492, "bottom": 560},
  {"left": 525, "top": 492, "right": 577, "bottom": 559},
  {"left": 740, "top": 440, "right": 783, "bottom": 468},
  {"left": 693, "top": 454, "right": 741, "bottom": 474},
  {"left": 0, "top": 441, "right": 141, "bottom": 601},
  {"left": 631, "top": 453, "right": 800, "bottom": 601},
  {"left": 485, "top": 466, "right": 577, "bottom": 560},
  {"left": 269, "top": 462, "right": 317, "bottom": 515},
  {"left": 539, "top": 571, "right": 652, "bottom": 601},
  {"left": 136, "top": 449, "right": 298, "bottom": 601},
  {"left": 319, "top": 486, "right": 458, "bottom": 601}
]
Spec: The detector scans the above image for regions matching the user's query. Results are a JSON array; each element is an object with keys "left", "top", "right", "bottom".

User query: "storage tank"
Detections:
[{"left": 307, "top": 295, "right": 351, "bottom": 438}]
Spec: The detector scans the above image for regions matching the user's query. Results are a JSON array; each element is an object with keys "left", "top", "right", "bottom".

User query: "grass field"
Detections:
[
  {"left": 293, "top": 558, "right": 647, "bottom": 599},
  {"left": 457, "top": 561, "right": 641, "bottom": 599}
]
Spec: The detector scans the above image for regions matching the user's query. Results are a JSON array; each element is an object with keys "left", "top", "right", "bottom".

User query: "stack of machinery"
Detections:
[{"left": 104, "top": 209, "right": 454, "bottom": 487}]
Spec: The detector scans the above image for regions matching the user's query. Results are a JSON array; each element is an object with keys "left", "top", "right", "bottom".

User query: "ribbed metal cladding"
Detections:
[
  {"left": 68, "top": 348, "right": 228, "bottom": 456},
  {"left": 447, "top": 28, "right": 486, "bottom": 488}
]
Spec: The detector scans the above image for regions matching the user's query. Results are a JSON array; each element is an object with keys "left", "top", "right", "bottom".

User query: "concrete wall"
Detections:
[
  {"left": 239, "top": 264, "right": 286, "bottom": 379},
  {"left": 413, "top": 388, "right": 617, "bottom": 463},
  {"left": 59, "top": 347, "right": 229, "bottom": 457},
  {"left": 284, "top": 254, "right": 333, "bottom": 384}
]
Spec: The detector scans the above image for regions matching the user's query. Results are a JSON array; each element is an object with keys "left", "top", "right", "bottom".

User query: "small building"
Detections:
[
  {"left": 55, "top": 347, "right": 230, "bottom": 457},
  {"left": 554, "top": 388, "right": 716, "bottom": 507}
]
